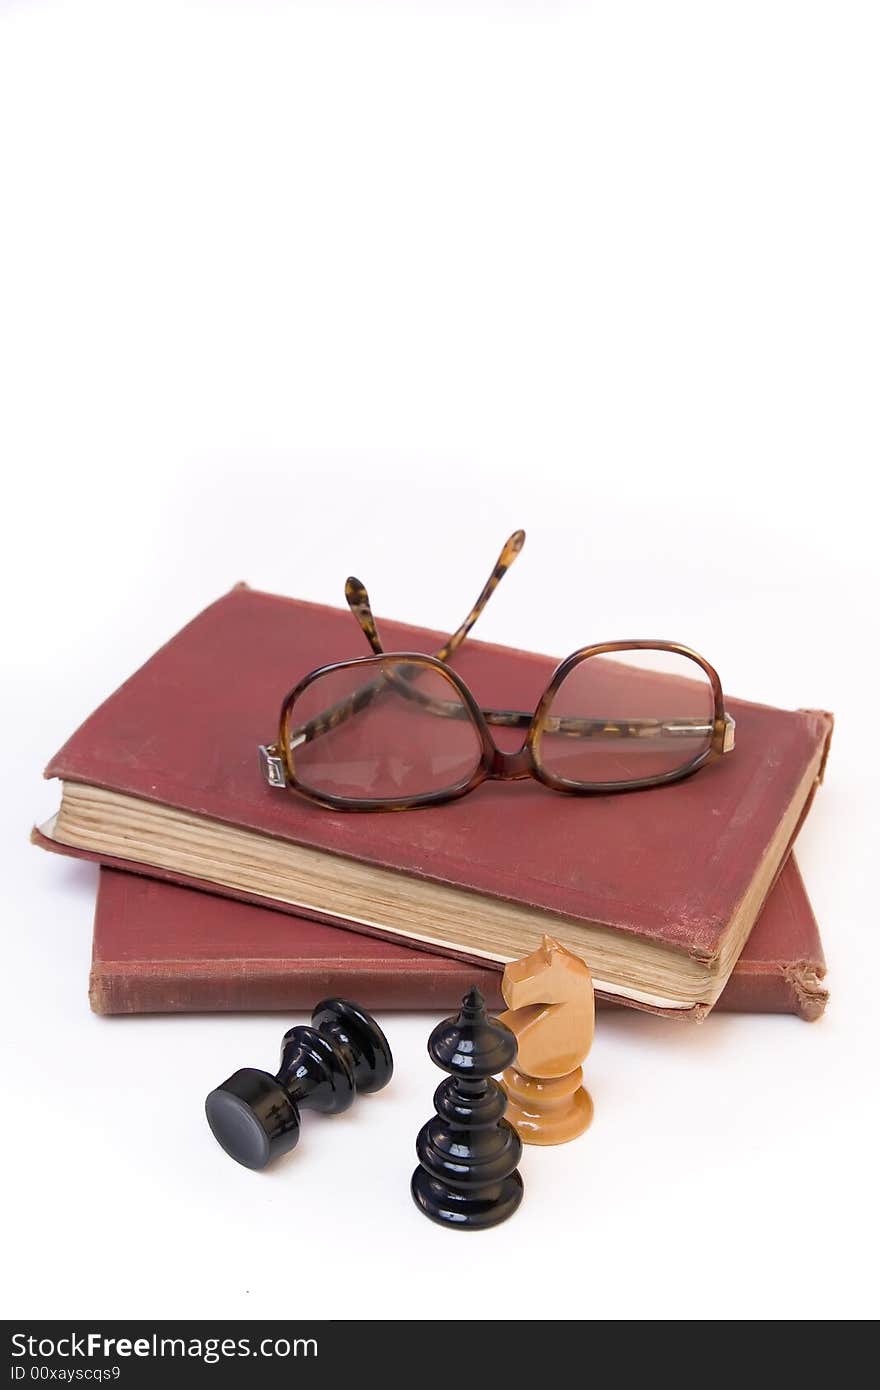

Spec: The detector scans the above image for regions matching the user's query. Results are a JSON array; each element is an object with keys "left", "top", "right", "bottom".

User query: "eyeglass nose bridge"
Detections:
[{"left": 488, "top": 745, "right": 534, "bottom": 781}]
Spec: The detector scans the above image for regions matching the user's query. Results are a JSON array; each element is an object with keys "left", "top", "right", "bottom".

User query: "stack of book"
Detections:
[{"left": 34, "top": 585, "right": 833, "bottom": 1021}]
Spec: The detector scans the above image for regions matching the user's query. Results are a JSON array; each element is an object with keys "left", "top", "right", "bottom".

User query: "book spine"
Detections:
[
  {"left": 89, "top": 959, "right": 824, "bottom": 1019},
  {"left": 707, "top": 962, "right": 828, "bottom": 1021},
  {"left": 89, "top": 960, "right": 505, "bottom": 1015}
]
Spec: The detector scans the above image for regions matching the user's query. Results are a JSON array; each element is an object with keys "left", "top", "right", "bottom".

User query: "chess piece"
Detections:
[
  {"left": 498, "top": 935, "right": 594, "bottom": 1145},
  {"left": 205, "top": 998, "right": 393, "bottom": 1169},
  {"left": 411, "top": 987, "right": 523, "bottom": 1230}
]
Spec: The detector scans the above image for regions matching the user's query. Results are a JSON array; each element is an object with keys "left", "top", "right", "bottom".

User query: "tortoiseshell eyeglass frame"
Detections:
[{"left": 259, "top": 529, "right": 736, "bottom": 812}]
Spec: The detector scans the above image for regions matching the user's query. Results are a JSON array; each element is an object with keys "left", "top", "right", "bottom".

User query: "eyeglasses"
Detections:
[{"left": 260, "top": 530, "right": 735, "bottom": 811}]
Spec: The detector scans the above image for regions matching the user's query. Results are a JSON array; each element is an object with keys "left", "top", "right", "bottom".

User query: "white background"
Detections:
[{"left": 1, "top": 1, "right": 877, "bottom": 1322}]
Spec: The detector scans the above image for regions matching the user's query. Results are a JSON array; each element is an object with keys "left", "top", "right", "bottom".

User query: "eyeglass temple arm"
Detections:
[
  {"left": 342, "top": 577, "right": 385, "bottom": 656},
  {"left": 343, "top": 528, "right": 526, "bottom": 662},
  {"left": 286, "top": 686, "right": 728, "bottom": 746},
  {"left": 397, "top": 705, "right": 728, "bottom": 740},
  {"left": 260, "top": 704, "right": 733, "bottom": 785},
  {"left": 435, "top": 528, "right": 525, "bottom": 662},
  {"left": 310, "top": 529, "right": 526, "bottom": 754}
]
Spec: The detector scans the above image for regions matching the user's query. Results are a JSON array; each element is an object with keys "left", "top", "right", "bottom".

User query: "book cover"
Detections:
[
  {"left": 87, "top": 858, "right": 827, "bottom": 1020},
  {"left": 37, "top": 585, "right": 833, "bottom": 1016}
]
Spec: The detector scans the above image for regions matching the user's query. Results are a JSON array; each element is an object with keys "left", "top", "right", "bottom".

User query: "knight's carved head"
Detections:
[{"left": 501, "top": 935, "right": 592, "bottom": 1011}]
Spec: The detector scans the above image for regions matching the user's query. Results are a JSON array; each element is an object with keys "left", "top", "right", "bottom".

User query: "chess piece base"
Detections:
[
  {"left": 411, "top": 1168, "right": 524, "bottom": 1231},
  {"left": 502, "top": 1065, "right": 594, "bottom": 1145}
]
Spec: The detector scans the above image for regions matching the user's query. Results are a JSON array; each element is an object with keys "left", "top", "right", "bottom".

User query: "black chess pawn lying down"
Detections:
[
  {"left": 412, "top": 987, "right": 523, "bottom": 1230},
  {"left": 205, "top": 999, "right": 393, "bottom": 1170}
]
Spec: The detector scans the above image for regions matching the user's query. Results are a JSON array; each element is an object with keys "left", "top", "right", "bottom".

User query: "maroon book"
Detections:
[
  {"left": 36, "top": 585, "right": 833, "bottom": 1018},
  {"left": 88, "top": 859, "right": 827, "bottom": 1020}
]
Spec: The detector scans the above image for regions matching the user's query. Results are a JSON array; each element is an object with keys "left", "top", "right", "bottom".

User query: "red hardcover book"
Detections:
[
  {"left": 36, "top": 585, "right": 833, "bottom": 1018},
  {"left": 88, "top": 858, "right": 827, "bottom": 1020}
]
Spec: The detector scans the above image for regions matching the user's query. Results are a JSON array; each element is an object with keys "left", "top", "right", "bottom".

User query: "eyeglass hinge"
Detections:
[
  {"left": 722, "top": 715, "right": 736, "bottom": 753},
  {"left": 259, "top": 744, "right": 287, "bottom": 788}
]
